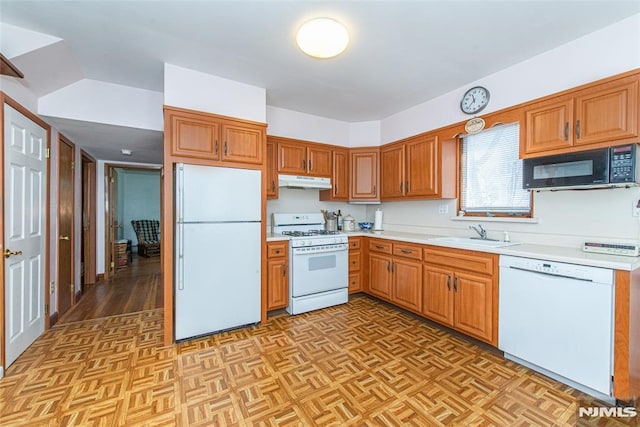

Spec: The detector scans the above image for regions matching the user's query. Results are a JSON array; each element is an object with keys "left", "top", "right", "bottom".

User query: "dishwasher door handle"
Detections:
[{"left": 508, "top": 266, "right": 593, "bottom": 282}]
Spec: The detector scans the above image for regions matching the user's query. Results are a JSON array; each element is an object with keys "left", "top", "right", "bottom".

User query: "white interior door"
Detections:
[{"left": 4, "top": 104, "right": 47, "bottom": 367}]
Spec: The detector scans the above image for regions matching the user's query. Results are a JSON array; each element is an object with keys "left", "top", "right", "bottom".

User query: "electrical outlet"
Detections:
[
  {"left": 438, "top": 204, "right": 449, "bottom": 214},
  {"left": 50, "top": 282, "right": 55, "bottom": 294},
  {"left": 633, "top": 200, "right": 640, "bottom": 217}
]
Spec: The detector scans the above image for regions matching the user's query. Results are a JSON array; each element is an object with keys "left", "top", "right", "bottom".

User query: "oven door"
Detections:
[{"left": 290, "top": 246, "right": 348, "bottom": 297}]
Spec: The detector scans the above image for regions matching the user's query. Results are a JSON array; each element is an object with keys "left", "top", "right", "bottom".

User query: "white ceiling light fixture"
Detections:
[
  {"left": 121, "top": 149, "right": 132, "bottom": 156},
  {"left": 296, "top": 18, "right": 349, "bottom": 59}
]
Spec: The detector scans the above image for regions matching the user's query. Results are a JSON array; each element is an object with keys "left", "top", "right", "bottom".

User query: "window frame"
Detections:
[{"left": 457, "top": 122, "right": 533, "bottom": 218}]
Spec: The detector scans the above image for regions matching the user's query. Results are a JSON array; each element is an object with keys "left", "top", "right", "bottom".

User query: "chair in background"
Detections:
[{"left": 131, "top": 219, "right": 161, "bottom": 257}]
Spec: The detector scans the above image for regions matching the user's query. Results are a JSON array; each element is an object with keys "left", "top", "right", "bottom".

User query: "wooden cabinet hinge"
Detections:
[{"left": 45, "top": 304, "right": 49, "bottom": 316}]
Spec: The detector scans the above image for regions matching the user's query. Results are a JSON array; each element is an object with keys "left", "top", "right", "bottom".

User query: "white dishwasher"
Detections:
[{"left": 499, "top": 255, "right": 614, "bottom": 399}]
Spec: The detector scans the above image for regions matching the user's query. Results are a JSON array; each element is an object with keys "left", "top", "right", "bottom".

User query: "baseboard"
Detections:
[
  {"left": 50, "top": 311, "right": 59, "bottom": 327},
  {"left": 96, "top": 273, "right": 104, "bottom": 282}
]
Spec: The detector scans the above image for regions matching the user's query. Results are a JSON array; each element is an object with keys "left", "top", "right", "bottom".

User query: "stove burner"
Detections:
[{"left": 281, "top": 229, "right": 341, "bottom": 237}]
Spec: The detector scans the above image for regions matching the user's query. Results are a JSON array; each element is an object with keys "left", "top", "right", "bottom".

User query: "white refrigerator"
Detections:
[{"left": 175, "top": 163, "right": 262, "bottom": 341}]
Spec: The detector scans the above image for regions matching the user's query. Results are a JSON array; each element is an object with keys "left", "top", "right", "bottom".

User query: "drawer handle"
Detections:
[
  {"left": 447, "top": 275, "right": 451, "bottom": 291},
  {"left": 275, "top": 249, "right": 280, "bottom": 254},
  {"left": 453, "top": 277, "right": 458, "bottom": 292},
  {"left": 400, "top": 249, "right": 412, "bottom": 254},
  {"left": 352, "top": 261, "right": 356, "bottom": 264},
  {"left": 376, "top": 245, "right": 385, "bottom": 249}
]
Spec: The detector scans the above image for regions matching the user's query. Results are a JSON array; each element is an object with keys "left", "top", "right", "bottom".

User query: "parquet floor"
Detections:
[{"left": 1, "top": 296, "right": 637, "bottom": 426}]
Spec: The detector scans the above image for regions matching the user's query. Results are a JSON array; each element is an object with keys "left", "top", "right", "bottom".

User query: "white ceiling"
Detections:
[{"left": 1, "top": 1, "right": 639, "bottom": 162}]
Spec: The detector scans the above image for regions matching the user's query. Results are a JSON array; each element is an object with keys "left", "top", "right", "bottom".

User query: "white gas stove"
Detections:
[{"left": 272, "top": 213, "right": 349, "bottom": 314}]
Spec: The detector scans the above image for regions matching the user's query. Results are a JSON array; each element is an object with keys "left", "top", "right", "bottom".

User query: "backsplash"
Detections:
[{"left": 366, "top": 187, "right": 640, "bottom": 248}]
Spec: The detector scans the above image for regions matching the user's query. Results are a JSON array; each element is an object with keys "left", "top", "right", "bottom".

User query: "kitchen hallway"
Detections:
[{"left": 0, "top": 294, "right": 631, "bottom": 426}]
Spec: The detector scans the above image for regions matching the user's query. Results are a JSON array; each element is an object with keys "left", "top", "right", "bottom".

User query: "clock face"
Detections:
[{"left": 460, "top": 86, "right": 490, "bottom": 115}]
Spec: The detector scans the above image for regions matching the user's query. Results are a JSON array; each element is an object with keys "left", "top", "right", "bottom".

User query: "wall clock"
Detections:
[{"left": 460, "top": 86, "right": 490, "bottom": 115}]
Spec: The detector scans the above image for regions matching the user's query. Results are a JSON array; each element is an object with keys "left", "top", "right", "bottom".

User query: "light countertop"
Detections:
[{"left": 267, "top": 230, "right": 640, "bottom": 271}]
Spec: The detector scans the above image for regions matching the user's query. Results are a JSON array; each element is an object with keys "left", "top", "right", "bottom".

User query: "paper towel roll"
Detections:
[{"left": 373, "top": 209, "right": 383, "bottom": 230}]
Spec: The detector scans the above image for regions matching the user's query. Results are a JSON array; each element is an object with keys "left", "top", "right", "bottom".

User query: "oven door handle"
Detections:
[{"left": 293, "top": 246, "right": 348, "bottom": 255}]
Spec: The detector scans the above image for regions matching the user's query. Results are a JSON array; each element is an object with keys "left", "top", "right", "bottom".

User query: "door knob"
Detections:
[
  {"left": 4, "top": 249, "right": 23, "bottom": 258},
  {"left": 59, "top": 235, "right": 70, "bottom": 241}
]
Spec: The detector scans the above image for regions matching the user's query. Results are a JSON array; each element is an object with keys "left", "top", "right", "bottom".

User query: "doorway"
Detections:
[
  {"left": 57, "top": 135, "right": 74, "bottom": 318},
  {"left": 104, "top": 164, "right": 161, "bottom": 280},
  {"left": 81, "top": 152, "right": 96, "bottom": 288}
]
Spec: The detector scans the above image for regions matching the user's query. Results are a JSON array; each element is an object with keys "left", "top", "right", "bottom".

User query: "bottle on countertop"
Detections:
[{"left": 337, "top": 209, "right": 342, "bottom": 231}]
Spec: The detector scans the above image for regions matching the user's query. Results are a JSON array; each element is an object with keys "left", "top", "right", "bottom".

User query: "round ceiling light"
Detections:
[{"left": 296, "top": 18, "right": 349, "bottom": 59}]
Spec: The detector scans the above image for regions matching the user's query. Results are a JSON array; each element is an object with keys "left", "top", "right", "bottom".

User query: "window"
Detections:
[{"left": 460, "top": 123, "right": 531, "bottom": 216}]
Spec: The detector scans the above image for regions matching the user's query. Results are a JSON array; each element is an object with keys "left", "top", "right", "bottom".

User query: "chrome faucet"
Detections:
[{"left": 470, "top": 224, "right": 487, "bottom": 240}]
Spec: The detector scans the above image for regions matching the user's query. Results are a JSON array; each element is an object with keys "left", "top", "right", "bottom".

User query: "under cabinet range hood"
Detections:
[{"left": 278, "top": 174, "right": 332, "bottom": 189}]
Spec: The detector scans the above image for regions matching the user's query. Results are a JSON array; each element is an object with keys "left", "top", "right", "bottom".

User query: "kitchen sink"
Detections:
[{"left": 428, "top": 236, "right": 521, "bottom": 248}]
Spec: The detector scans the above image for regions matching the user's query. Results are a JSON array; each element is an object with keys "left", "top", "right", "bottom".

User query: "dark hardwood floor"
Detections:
[{"left": 58, "top": 254, "right": 162, "bottom": 324}]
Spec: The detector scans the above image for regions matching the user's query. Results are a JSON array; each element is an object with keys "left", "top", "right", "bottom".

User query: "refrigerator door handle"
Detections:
[
  {"left": 177, "top": 163, "right": 185, "bottom": 222},
  {"left": 177, "top": 223, "right": 184, "bottom": 290}
]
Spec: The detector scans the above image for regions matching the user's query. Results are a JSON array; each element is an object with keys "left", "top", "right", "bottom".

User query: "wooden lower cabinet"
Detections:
[
  {"left": 422, "top": 265, "right": 454, "bottom": 325},
  {"left": 348, "top": 237, "right": 363, "bottom": 293},
  {"left": 368, "top": 239, "right": 422, "bottom": 313},
  {"left": 422, "top": 246, "right": 498, "bottom": 346},
  {"left": 266, "top": 242, "right": 288, "bottom": 311},
  {"left": 391, "top": 258, "right": 422, "bottom": 312},
  {"left": 369, "top": 253, "right": 392, "bottom": 299}
]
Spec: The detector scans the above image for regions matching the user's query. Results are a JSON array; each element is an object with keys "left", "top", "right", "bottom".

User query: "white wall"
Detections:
[
  {"left": 164, "top": 63, "right": 266, "bottom": 123},
  {"left": 96, "top": 161, "right": 161, "bottom": 274},
  {"left": 381, "top": 13, "right": 640, "bottom": 143},
  {"left": 267, "top": 188, "right": 368, "bottom": 230},
  {"left": 119, "top": 170, "right": 161, "bottom": 247},
  {"left": 38, "top": 79, "right": 164, "bottom": 131},
  {"left": 371, "top": 14, "right": 640, "bottom": 249}
]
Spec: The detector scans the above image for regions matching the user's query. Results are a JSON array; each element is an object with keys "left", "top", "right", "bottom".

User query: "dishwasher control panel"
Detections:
[{"left": 500, "top": 255, "right": 614, "bottom": 284}]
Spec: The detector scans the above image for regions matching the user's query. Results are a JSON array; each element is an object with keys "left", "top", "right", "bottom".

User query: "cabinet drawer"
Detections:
[
  {"left": 267, "top": 241, "right": 288, "bottom": 258},
  {"left": 349, "top": 272, "right": 362, "bottom": 293},
  {"left": 348, "top": 238, "right": 361, "bottom": 250},
  {"left": 393, "top": 242, "right": 423, "bottom": 261},
  {"left": 369, "top": 239, "right": 393, "bottom": 254},
  {"left": 349, "top": 252, "right": 361, "bottom": 272},
  {"left": 423, "top": 246, "right": 495, "bottom": 275}
]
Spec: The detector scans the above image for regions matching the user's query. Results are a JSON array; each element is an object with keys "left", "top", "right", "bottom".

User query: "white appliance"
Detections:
[
  {"left": 272, "top": 213, "right": 348, "bottom": 314},
  {"left": 499, "top": 255, "right": 614, "bottom": 400},
  {"left": 278, "top": 174, "right": 332, "bottom": 189},
  {"left": 175, "top": 163, "right": 262, "bottom": 341}
]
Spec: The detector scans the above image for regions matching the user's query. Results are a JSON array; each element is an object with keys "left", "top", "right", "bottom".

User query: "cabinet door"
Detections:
[
  {"left": 332, "top": 149, "right": 349, "bottom": 199},
  {"left": 392, "top": 258, "right": 422, "bottom": 312},
  {"left": 171, "top": 114, "right": 220, "bottom": 160},
  {"left": 278, "top": 142, "right": 307, "bottom": 174},
  {"left": 574, "top": 77, "right": 638, "bottom": 146},
  {"left": 308, "top": 146, "right": 332, "bottom": 177},
  {"left": 221, "top": 124, "right": 263, "bottom": 164},
  {"left": 350, "top": 150, "right": 379, "bottom": 200},
  {"left": 453, "top": 271, "right": 493, "bottom": 343},
  {"left": 406, "top": 136, "right": 437, "bottom": 197},
  {"left": 368, "top": 253, "right": 392, "bottom": 299},
  {"left": 422, "top": 266, "right": 454, "bottom": 327},
  {"left": 266, "top": 141, "right": 278, "bottom": 199},
  {"left": 523, "top": 98, "right": 574, "bottom": 154},
  {"left": 380, "top": 144, "right": 405, "bottom": 199},
  {"left": 267, "top": 258, "right": 288, "bottom": 310}
]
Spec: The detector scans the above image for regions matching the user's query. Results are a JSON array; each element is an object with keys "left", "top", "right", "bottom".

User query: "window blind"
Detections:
[{"left": 461, "top": 123, "right": 531, "bottom": 214}]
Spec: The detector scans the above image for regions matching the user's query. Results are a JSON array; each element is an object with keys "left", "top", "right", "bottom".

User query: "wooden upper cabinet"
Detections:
[
  {"left": 380, "top": 144, "right": 404, "bottom": 198},
  {"left": 165, "top": 106, "right": 266, "bottom": 166},
  {"left": 522, "top": 74, "right": 639, "bottom": 157},
  {"left": 320, "top": 149, "right": 349, "bottom": 201},
  {"left": 221, "top": 124, "right": 263, "bottom": 164},
  {"left": 274, "top": 138, "right": 332, "bottom": 178},
  {"left": 574, "top": 77, "right": 638, "bottom": 146},
  {"left": 170, "top": 112, "right": 221, "bottom": 160},
  {"left": 266, "top": 141, "right": 278, "bottom": 199},
  {"left": 307, "top": 146, "right": 332, "bottom": 177},
  {"left": 350, "top": 149, "right": 379, "bottom": 200},
  {"left": 406, "top": 135, "right": 437, "bottom": 197},
  {"left": 277, "top": 141, "right": 307, "bottom": 174},
  {"left": 524, "top": 98, "right": 574, "bottom": 154},
  {"left": 380, "top": 133, "right": 455, "bottom": 200}
]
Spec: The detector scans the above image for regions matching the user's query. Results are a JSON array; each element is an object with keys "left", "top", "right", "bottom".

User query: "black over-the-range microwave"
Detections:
[{"left": 523, "top": 144, "right": 640, "bottom": 190}]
